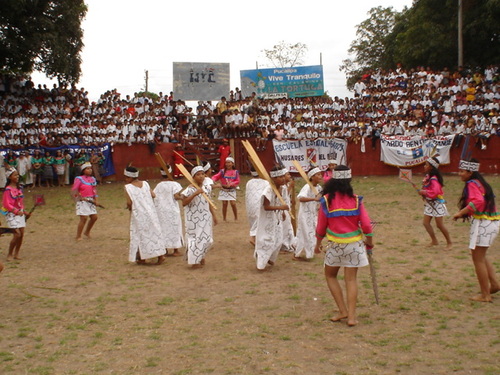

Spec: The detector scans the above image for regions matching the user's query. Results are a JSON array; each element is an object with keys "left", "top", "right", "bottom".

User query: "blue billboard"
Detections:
[{"left": 240, "top": 65, "right": 324, "bottom": 99}]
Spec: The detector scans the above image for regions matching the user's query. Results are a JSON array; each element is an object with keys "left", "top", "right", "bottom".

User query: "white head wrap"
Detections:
[
  {"left": 203, "top": 162, "right": 211, "bottom": 172},
  {"left": 251, "top": 171, "right": 259, "bottom": 177},
  {"left": 459, "top": 160, "right": 480, "bottom": 172},
  {"left": 5, "top": 168, "right": 15, "bottom": 178},
  {"left": 191, "top": 166, "right": 204, "bottom": 176},
  {"left": 160, "top": 165, "right": 172, "bottom": 176},
  {"left": 124, "top": 169, "right": 139, "bottom": 178},
  {"left": 81, "top": 162, "right": 92, "bottom": 171},
  {"left": 333, "top": 169, "right": 352, "bottom": 179},
  {"left": 307, "top": 167, "right": 321, "bottom": 179},
  {"left": 225, "top": 157, "right": 235, "bottom": 164},
  {"left": 270, "top": 168, "right": 287, "bottom": 178},
  {"left": 328, "top": 159, "right": 336, "bottom": 165},
  {"left": 427, "top": 157, "right": 439, "bottom": 169}
]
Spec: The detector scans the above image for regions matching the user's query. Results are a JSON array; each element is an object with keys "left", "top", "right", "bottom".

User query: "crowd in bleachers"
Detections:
[{"left": 0, "top": 65, "right": 499, "bottom": 155}]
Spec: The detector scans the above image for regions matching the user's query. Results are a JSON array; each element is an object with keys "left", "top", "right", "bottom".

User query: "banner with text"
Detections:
[
  {"left": 380, "top": 135, "right": 455, "bottom": 167},
  {"left": 273, "top": 138, "right": 347, "bottom": 172},
  {"left": 240, "top": 65, "right": 324, "bottom": 99}
]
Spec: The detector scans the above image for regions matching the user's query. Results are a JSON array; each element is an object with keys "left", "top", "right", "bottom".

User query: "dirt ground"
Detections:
[{"left": 0, "top": 174, "right": 499, "bottom": 375}]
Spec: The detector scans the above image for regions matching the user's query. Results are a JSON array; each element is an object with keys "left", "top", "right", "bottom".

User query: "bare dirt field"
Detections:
[{"left": 1, "top": 174, "right": 499, "bottom": 375}]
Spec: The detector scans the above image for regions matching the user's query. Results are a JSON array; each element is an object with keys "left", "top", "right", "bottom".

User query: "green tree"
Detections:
[
  {"left": 262, "top": 41, "right": 308, "bottom": 68},
  {"left": 0, "top": 0, "right": 87, "bottom": 84},
  {"left": 340, "top": 6, "right": 399, "bottom": 90}
]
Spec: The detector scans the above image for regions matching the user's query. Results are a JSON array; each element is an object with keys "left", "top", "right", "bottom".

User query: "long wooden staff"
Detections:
[
  {"left": 154, "top": 152, "right": 174, "bottom": 181},
  {"left": 366, "top": 220, "right": 379, "bottom": 304},
  {"left": 175, "top": 163, "right": 217, "bottom": 211},
  {"left": 291, "top": 160, "right": 319, "bottom": 195},
  {"left": 173, "top": 150, "right": 194, "bottom": 166},
  {"left": 367, "top": 245, "right": 380, "bottom": 305},
  {"left": 241, "top": 140, "right": 294, "bottom": 219}
]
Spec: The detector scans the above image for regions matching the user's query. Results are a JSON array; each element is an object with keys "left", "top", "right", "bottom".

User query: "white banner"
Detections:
[
  {"left": 380, "top": 135, "right": 455, "bottom": 167},
  {"left": 272, "top": 138, "right": 347, "bottom": 172},
  {"left": 173, "top": 62, "right": 230, "bottom": 101}
]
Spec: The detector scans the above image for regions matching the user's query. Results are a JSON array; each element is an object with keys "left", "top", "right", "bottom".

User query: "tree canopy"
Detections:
[
  {"left": 0, "top": 0, "right": 87, "bottom": 84},
  {"left": 341, "top": 0, "right": 500, "bottom": 89}
]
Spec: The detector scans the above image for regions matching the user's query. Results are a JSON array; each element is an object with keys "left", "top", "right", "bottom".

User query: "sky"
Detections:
[{"left": 33, "top": 0, "right": 413, "bottom": 102}]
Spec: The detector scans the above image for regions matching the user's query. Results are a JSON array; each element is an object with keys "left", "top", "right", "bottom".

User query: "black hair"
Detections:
[
  {"left": 458, "top": 158, "right": 496, "bottom": 213},
  {"left": 427, "top": 156, "right": 444, "bottom": 186},
  {"left": 322, "top": 165, "right": 354, "bottom": 205},
  {"left": 125, "top": 166, "right": 138, "bottom": 178}
]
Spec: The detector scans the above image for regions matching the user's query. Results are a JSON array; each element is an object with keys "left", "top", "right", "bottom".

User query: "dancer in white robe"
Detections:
[
  {"left": 294, "top": 167, "right": 323, "bottom": 260},
  {"left": 182, "top": 166, "right": 216, "bottom": 268},
  {"left": 245, "top": 170, "right": 269, "bottom": 245},
  {"left": 154, "top": 168, "right": 184, "bottom": 256},
  {"left": 124, "top": 167, "right": 166, "bottom": 264},
  {"left": 254, "top": 166, "right": 289, "bottom": 271}
]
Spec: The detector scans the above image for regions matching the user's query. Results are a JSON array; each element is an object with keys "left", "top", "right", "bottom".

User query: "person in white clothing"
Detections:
[
  {"left": 124, "top": 166, "right": 166, "bottom": 265},
  {"left": 154, "top": 167, "right": 184, "bottom": 257}
]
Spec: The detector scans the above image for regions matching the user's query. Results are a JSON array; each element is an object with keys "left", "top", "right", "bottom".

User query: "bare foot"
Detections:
[
  {"left": 330, "top": 314, "right": 348, "bottom": 322},
  {"left": 84, "top": 233, "right": 92, "bottom": 239},
  {"left": 267, "top": 260, "right": 275, "bottom": 266},
  {"left": 172, "top": 250, "right": 182, "bottom": 257},
  {"left": 13, "top": 256, "right": 22, "bottom": 260},
  {"left": 191, "top": 264, "right": 203, "bottom": 269},
  {"left": 136, "top": 259, "right": 146, "bottom": 265},
  {"left": 292, "top": 255, "right": 306, "bottom": 262},
  {"left": 200, "top": 259, "right": 206, "bottom": 265},
  {"left": 347, "top": 319, "right": 359, "bottom": 327},
  {"left": 444, "top": 243, "right": 453, "bottom": 251},
  {"left": 426, "top": 242, "right": 439, "bottom": 247},
  {"left": 157, "top": 255, "right": 165, "bottom": 265},
  {"left": 6, "top": 255, "right": 13, "bottom": 261},
  {"left": 490, "top": 286, "right": 500, "bottom": 294},
  {"left": 75, "top": 237, "right": 83, "bottom": 241},
  {"left": 469, "top": 295, "right": 492, "bottom": 303}
]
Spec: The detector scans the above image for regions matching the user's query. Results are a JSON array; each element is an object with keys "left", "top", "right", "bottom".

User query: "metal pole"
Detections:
[
  {"left": 145, "top": 70, "right": 149, "bottom": 92},
  {"left": 458, "top": 0, "right": 463, "bottom": 67}
]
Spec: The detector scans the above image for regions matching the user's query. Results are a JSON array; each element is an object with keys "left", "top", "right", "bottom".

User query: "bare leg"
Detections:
[
  {"left": 230, "top": 201, "right": 237, "bottom": 220},
  {"left": 222, "top": 201, "right": 228, "bottom": 221},
  {"left": 76, "top": 216, "right": 88, "bottom": 240},
  {"left": 423, "top": 215, "right": 438, "bottom": 246},
  {"left": 324, "top": 265, "right": 348, "bottom": 321},
  {"left": 470, "top": 246, "right": 493, "bottom": 302},
  {"left": 435, "top": 216, "right": 452, "bottom": 249},
  {"left": 344, "top": 267, "right": 359, "bottom": 326},
  {"left": 13, "top": 228, "right": 25, "bottom": 259},
  {"left": 485, "top": 257, "right": 500, "bottom": 294},
  {"left": 7, "top": 229, "right": 21, "bottom": 260},
  {"left": 84, "top": 214, "right": 98, "bottom": 238}
]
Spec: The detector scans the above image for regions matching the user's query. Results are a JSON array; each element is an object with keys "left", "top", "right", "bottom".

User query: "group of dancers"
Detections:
[{"left": 1, "top": 153, "right": 498, "bottom": 325}]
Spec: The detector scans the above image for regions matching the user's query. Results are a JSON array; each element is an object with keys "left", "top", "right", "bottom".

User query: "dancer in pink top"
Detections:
[
  {"left": 453, "top": 158, "right": 499, "bottom": 302},
  {"left": 2, "top": 169, "right": 31, "bottom": 260},
  {"left": 212, "top": 157, "right": 240, "bottom": 221},
  {"left": 71, "top": 162, "right": 99, "bottom": 241},
  {"left": 314, "top": 165, "right": 373, "bottom": 326}
]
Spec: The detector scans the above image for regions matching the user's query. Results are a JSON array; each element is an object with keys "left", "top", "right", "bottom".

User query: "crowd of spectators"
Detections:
[{"left": 0, "top": 64, "right": 499, "bottom": 154}]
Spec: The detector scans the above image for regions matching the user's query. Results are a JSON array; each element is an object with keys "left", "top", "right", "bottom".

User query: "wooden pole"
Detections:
[
  {"left": 291, "top": 160, "right": 319, "bottom": 195},
  {"left": 241, "top": 140, "right": 294, "bottom": 219},
  {"left": 175, "top": 163, "right": 217, "bottom": 211},
  {"left": 154, "top": 152, "right": 174, "bottom": 181}
]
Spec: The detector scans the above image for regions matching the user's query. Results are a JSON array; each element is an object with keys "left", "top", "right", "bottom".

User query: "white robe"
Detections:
[
  {"left": 245, "top": 178, "right": 269, "bottom": 237},
  {"left": 153, "top": 180, "right": 184, "bottom": 249},
  {"left": 182, "top": 185, "right": 214, "bottom": 265},
  {"left": 281, "top": 184, "right": 297, "bottom": 251},
  {"left": 254, "top": 184, "right": 285, "bottom": 270},
  {"left": 295, "top": 184, "right": 322, "bottom": 259},
  {"left": 125, "top": 181, "right": 166, "bottom": 261}
]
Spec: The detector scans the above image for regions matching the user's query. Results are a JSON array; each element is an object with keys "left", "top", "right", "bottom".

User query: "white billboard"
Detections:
[{"left": 173, "top": 62, "right": 230, "bottom": 101}]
